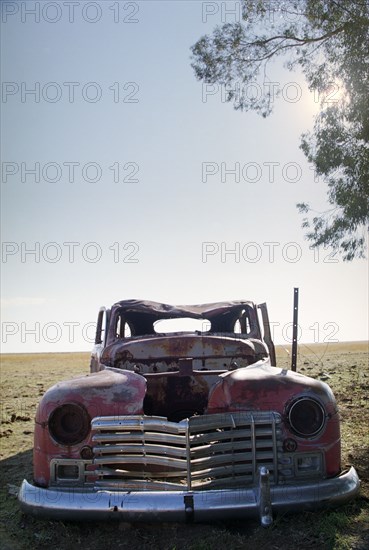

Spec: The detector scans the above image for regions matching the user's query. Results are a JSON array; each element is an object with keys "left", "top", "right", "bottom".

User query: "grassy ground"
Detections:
[{"left": 0, "top": 343, "right": 368, "bottom": 549}]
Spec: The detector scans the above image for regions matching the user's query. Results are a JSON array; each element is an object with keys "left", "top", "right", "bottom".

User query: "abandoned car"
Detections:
[{"left": 18, "top": 299, "right": 360, "bottom": 525}]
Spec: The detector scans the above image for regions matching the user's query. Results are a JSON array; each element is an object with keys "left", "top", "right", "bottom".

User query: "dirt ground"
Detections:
[{"left": 0, "top": 343, "right": 368, "bottom": 549}]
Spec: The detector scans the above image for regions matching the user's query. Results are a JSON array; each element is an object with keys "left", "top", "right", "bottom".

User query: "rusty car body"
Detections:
[{"left": 18, "top": 299, "right": 360, "bottom": 525}]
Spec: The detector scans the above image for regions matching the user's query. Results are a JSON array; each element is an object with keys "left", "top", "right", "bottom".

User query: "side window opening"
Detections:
[
  {"left": 234, "top": 310, "right": 251, "bottom": 334},
  {"left": 115, "top": 316, "right": 132, "bottom": 338}
]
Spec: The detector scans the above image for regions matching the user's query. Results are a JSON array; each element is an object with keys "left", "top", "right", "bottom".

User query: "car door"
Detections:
[
  {"left": 257, "top": 302, "right": 276, "bottom": 366},
  {"left": 90, "top": 307, "right": 110, "bottom": 372}
]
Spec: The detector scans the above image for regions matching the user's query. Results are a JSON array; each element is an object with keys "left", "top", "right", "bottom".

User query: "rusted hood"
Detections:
[{"left": 101, "top": 334, "right": 268, "bottom": 365}]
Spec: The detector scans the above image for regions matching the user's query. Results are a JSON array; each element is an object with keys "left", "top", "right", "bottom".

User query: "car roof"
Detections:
[{"left": 111, "top": 299, "right": 255, "bottom": 319}]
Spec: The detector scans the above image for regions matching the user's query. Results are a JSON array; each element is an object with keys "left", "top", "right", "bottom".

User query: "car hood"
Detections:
[{"left": 101, "top": 334, "right": 269, "bottom": 366}]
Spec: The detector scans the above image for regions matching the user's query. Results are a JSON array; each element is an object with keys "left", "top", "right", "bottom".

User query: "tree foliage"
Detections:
[{"left": 191, "top": 0, "right": 369, "bottom": 260}]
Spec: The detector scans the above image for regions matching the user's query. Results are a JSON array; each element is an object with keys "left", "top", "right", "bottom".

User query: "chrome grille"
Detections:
[{"left": 91, "top": 412, "right": 282, "bottom": 490}]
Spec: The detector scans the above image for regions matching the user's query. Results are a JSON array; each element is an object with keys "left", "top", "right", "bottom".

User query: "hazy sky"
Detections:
[{"left": 1, "top": 0, "right": 368, "bottom": 353}]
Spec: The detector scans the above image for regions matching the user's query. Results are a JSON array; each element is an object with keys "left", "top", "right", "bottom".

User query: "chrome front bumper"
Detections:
[{"left": 18, "top": 466, "right": 360, "bottom": 526}]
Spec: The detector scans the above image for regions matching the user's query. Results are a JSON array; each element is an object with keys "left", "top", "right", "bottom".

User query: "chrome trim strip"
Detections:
[
  {"left": 185, "top": 419, "right": 191, "bottom": 491},
  {"left": 271, "top": 413, "right": 278, "bottom": 484},
  {"left": 91, "top": 416, "right": 187, "bottom": 434},
  {"left": 250, "top": 414, "right": 256, "bottom": 482}
]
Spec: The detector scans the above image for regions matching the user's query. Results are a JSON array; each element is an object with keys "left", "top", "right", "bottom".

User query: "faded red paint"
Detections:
[
  {"left": 207, "top": 362, "right": 341, "bottom": 476},
  {"left": 34, "top": 369, "right": 146, "bottom": 486}
]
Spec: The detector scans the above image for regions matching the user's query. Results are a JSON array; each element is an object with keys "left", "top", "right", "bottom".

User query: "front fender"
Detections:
[{"left": 33, "top": 368, "right": 146, "bottom": 486}]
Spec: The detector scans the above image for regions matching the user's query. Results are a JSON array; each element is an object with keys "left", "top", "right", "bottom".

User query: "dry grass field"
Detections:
[{"left": 1, "top": 343, "right": 368, "bottom": 550}]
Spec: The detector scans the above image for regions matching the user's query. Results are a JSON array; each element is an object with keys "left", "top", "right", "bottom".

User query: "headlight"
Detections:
[
  {"left": 288, "top": 397, "right": 325, "bottom": 437},
  {"left": 48, "top": 403, "right": 90, "bottom": 445}
]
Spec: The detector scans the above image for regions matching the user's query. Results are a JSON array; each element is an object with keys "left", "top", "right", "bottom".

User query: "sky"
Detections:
[{"left": 1, "top": 0, "right": 368, "bottom": 353}]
